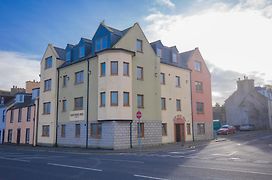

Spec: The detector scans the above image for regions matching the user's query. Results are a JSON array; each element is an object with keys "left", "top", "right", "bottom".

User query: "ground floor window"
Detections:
[
  {"left": 162, "top": 123, "right": 167, "bottom": 136},
  {"left": 61, "top": 124, "right": 66, "bottom": 137},
  {"left": 137, "top": 122, "right": 144, "bottom": 138},
  {"left": 90, "top": 123, "right": 102, "bottom": 139},
  {"left": 197, "top": 123, "right": 205, "bottom": 135},
  {"left": 186, "top": 123, "right": 191, "bottom": 135},
  {"left": 8, "top": 129, "right": 12, "bottom": 143},
  {"left": 25, "top": 128, "right": 30, "bottom": 144},
  {"left": 42, "top": 125, "right": 50, "bottom": 137},
  {"left": 75, "top": 124, "right": 81, "bottom": 138}
]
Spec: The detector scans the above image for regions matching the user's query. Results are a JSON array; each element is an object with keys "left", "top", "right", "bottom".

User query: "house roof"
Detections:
[
  {"left": 8, "top": 95, "right": 34, "bottom": 110},
  {"left": 54, "top": 46, "right": 66, "bottom": 60},
  {"left": 179, "top": 49, "right": 195, "bottom": 67}
]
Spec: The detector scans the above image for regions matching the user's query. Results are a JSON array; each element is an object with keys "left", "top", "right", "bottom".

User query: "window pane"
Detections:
[
  {"left": 195, "top": 61, "right": 201, "bottom": 71},
  {"left": 45, "top": 56, "right": 52, "bottom": 69},
  {"left": 95, "top": 39, "right": 101, "bottom": 52},
  {"left": 63, "top": 75, "right": 68, "bottom": 87},
  {"left": 137, "top": 95, "right": 144, "bottom": 108},
  {"left": 160, "top": 73, "right": 165, "bottom": 84},
  {"left": 74, "top": 97, "right": 83, "bottom": 110},
  {"left": 157, "top": 48, "right": 162, "bottom": 57},
  {"left": 75, "top": 71, "right": 84, "bottom": 84},
  {"left": 123, "top": 62, "right": 129, "bottom": 76},
  {"left": 187, "top": 123, "right": 191, "bottom": 135},
  {"left": 44, "top": 79, "right": 51, "bottom": 91},
  {"left": 90, "top": 123, "right": 102, "bottom": 138},
  {"left": 111, "top": 91, "right": 118, "bottom": 106},
  {"left": 161, "top": 98, "right": 166, "bottom": 110},
  {"left": 62, "top": 100, "right": 67, "bottom": 112},
  {"left": 176, "top": 99, "right": 181, "bottom": 111},
  {"left": 123, "top": 92, "right": 129, "bottom": 106},
  {"left": 172, "top": 53, "right": 177, "bottom": 63},
  {"left": 61, "top": 124, "right": 66, "bottom": 137},
  {"left": 136, "top": 39, "right": 142, "bottom": 52},
  {"left": 43, "top": 102, "right": 51, "bottom": 114},
  {"left": 42, "top": 125, "right": 50, "bottom": 137},
  {"left": 137, "top": 67, "right": 143, "bottom": 80},
  {"left": 111, "top": 61, "right": 118, "bottom": 75},
  {"left": 101, "top": 63, "right": 106, "bottom": 76},
  {"left": 79, "top": 46, "right": 85, "bottom": 58},
  {"left": 162, "top": 123, "right": 167, "bottom": 136},
  {"left": 18, "top": 108, "right": 22, "bottom": 122},
  {"left": 75, "top": 124, "right": 80, "bottom": 137},
  {"left": 66, "top": 51, "right": 71, "bottom": 61},
  {"left": 102, "top": 37, "right": 107, "bottom": 49},
  {"left": 27, "top": 107, "right": 31, "bottom": 121},
  {"left": 195, "top": 81, "right": 203, "bottom": 92},
  {"left": 100, "top": 92, "right": 105, "bottom": 107},
  {"left": 196, "top": 102, "right": 204, "bottom": 113},
  {"left": 137, "top": 122, "right": 144, "bottom": 137},
  {"left": 175, "top": 76, "right": 180, "bottom": 87}
]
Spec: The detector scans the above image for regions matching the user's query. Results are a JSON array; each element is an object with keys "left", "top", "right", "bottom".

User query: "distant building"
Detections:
[
  {"left": 213, "top": 103, "right": 226, "bottom": 125},
  {"left": 225, "top": 78, "right": 272, "bottom": 129}
]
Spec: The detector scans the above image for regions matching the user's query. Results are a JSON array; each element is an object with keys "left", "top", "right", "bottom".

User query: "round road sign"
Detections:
[{"left": 136, "top": 111, "right": 142, "bottom": 119}]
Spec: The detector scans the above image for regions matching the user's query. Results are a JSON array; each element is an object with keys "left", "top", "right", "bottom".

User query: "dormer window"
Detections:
[
  {"left": 79, "top": 46, "right": 85, "bottom": 58},
  {"left": 66, "top": 50, "right": 71, "bottom": 61},
  {"left": 172, "top": 53, "right": 177, "bottom": 63},
  {"left": 157, "top": 48, "right": 162, "bottom": 58},
  {"left": 95, "top": 36, "right": 107, "bottom": 52},
  {"left": 45, "top": 56, "right": 52, "bottom": 69}
]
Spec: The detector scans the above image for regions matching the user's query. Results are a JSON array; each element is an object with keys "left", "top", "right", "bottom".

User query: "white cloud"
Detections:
[
  {"left": 144, "top": 1, "right": 272, "bottom": 103},
  {"left": 0, "top": 51, "right": 40, "bottom": 91},
  {"left": 156, "top": 0, "right": 175, "bottom": 9}
]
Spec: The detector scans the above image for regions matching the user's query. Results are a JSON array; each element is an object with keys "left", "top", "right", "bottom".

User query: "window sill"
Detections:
[
  {"left": 137, "top": 50, "right": 143, "bottom": 53},
  {"left": 42, "top": 113, "right": 51, "bottom": 115},
  {"left": 74, "top": 108, "right": 83, "bottom": 111},
  {"left": 137, "top": 106, "right": 144, "bottom": 109},
  {"left": 110, "top": 104, "right": 118, "bottom": 107},
  {"left": 41, "top": 135, "right": 49, "bottom": 137},
  {"left": 123, "top": 105, "right": 130, "bottom": 107},
  {"left": 100, "top": 105, "right": 105, "bottom": 108},
  {"left": 75, "top": 82, "right": 84, "bottom": 85},
  {"left": 110, "top": 74, "right": 119, "bottom": 76},
  {"left": 137, "top": 78, "right": 144, "bottom": 81}
]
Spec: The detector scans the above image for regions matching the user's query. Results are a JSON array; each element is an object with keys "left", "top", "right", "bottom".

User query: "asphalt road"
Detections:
[{"left": 0, "top": 130, "right": 271, "bottom": 180}]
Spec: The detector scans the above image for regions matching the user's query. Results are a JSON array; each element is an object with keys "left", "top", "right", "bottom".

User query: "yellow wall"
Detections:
[{"left": 160, "top": 63, "right": 193, "bottom": 143}]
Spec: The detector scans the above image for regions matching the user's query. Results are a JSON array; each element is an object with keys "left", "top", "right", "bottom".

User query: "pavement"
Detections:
[{"left": 0, "top": 130, "right": 271, "bottom": 180}]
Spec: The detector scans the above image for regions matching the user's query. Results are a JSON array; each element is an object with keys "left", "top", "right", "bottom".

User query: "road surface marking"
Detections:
[
  {"left": 0, "top": 157, "right": 30, "bottom": 162},
  {"left": 212, "top": 151, "right": 237, "bottom": 157},
  {"left": 179, "top": 165, "right": 272, "bottom": 176},
  {"left": 93, "top": 158, "right": 144, "bottom": 164},
  {"left": 47, "top": 163, "right": 102, "bottom": 172},
  {"left": 134, "top": 174, "right": 169, "bottom": 180}
]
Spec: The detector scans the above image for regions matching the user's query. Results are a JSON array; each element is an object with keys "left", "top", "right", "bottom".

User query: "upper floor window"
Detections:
[
  {"left": 187, "top": 123, "right": 191, "bottom": 135},
  {"left": 194, "top": 61, "right": 201, "bottom": 71},
  {"left": 196, "top": 102, "right": 204, "bottom": 114},
  {"left": 137, "top": 94, "right": 144, "bottom": 108},
  {"left": 63, "top": 75, "right": 68, "bottom": 87},
  {"left": 137, "top": 66, "right": 143, "bottom": 80},
  {"left": 45, "top": 56, "right": 52, "bottom": 69},
  {"left": 27, "top": 106, "right": 31, "bottom": 121},
  {"left": 79, "top": 46, "right": 85, "bottom": 58},
  {"left": 44, "top": 79, "right": 52, "bottom": 91},
  {"left": 195, "top": 81, "right": 203, "bottom": 92},
  {"left": 43, "top": 102, "right": 51, "bottom": 114},
  {"left": 172, "top": 53, "right": 177, "bottom": 63},
  {"left": 136, "top": 39, "right": 143, "bottom": 52},
  {"left": 110, "top": 91, "right": 118, "bottom": 106},
  {"left": 176, "top": 99, "right": 181, "bottom": 111},
  {"left": 74, "top": 97, "right": 83, "bottom": 110},
  {"left": 175, "top": 76, "right": 180, "bottom": 87},
  {"left": 160, "top": 73, "right": 165, "bottom": 85},
  {"left": 95, "top": 36, "right": 107, "bottom": 52},
  {"left": 62, "top": 100, "right": 67, "bottom": 112},
  {"left": 75, "top": 71, "right": 84, "bottom": 84},
  {"left": 100, "top": 92, "right": 106, "bottom": 107},
  {"left": 66, "top": 51, "right": 71, "bottom": 61},
  {"left": 18, "top": 108, "right": 22, "bottom": 122},
  {"left": 2, "top": 110, "right": 5, "bottom": 122},
  {"left": 161, "top": 97, "right": 166, "bottom": 110},
  {"left": 157, "top": 48, "right": 162, "bottom": 58},
  {"left": 123, "top": 92, "right": 129, "bottom": 106},
  {"left": 100, "top": 62, "right": 106, "bottom": 77},
  {"left": 111, "top": 61, "right": 118, "bottom": 75},
  {"left": 123, "top": 62, "right": 129, "bottom": 76},
  {"left": 10, "top": 110, "right": 14, "bottom": 123}
]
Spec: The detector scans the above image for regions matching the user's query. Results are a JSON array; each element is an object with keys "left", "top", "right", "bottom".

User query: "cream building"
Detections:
[{"left": 38, "top": 22, "right": 209, "bottom": 149}]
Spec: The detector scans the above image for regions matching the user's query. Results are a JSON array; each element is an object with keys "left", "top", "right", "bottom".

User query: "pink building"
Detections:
[
  {"left": 5, "top": 89, "right": 39, "bottom": 145},
  {"left": 181, "top": 48, "right": 213, "bottom": 140}
]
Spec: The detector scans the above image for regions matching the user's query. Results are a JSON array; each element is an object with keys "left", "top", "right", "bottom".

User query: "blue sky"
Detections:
[
  {"left": 0, "top": 0, "right": 191, "bottom": 55},
  {"left": 1, "top": 0, "right": 272, "bottom": 104}
]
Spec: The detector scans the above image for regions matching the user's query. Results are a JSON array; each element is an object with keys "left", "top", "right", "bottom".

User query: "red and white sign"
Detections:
[{"left": 136, "top": 111, "right": 142, "bottom": 119}]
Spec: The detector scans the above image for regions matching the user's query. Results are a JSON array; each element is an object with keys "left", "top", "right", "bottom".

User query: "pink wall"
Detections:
[
  {"left": 188, "top": 48, "right": 212, "bottom": 123},
  {"left": 5, "top": 105, "right": 35, "bottom": 145}
]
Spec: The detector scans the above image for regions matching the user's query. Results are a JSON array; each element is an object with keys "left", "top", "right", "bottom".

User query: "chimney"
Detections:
[{"left": 237, "top": 78, "right": 255, "bottom": 93}]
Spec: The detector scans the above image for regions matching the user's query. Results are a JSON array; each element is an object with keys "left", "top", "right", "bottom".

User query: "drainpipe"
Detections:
[
  {"left": 35, "top": 98, "right": 39, "bottom": 146},
  {"left": 86, "top": 59, "right": 90, "bottom": 149},
  {"left": 190, "top": 71, "right": 195, "bottom": 142},
  {"left": 55, "top": 69, "right": 60, "bottom": 147},
  {"left": 32, "top": 104, "right": 36, "bottom": 147},
  {"left": 130, "top": 120, "right": 133, "bottom": 148}
]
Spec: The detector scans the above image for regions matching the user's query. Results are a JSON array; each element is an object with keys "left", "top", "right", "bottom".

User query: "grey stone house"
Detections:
[{"left": 225, "top": 78, "right": 272, "bottom": 129}]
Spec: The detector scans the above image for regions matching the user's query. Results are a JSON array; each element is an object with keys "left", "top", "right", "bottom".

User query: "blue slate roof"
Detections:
[
  {"left": 150, "top": 40, "right": 191, "bottom": 70},
  {"left": 54, "top": 46, "right": 66, "bottom": 60},
  {"left": 180, "top": 49, "right": 195, "bottom": 68}
]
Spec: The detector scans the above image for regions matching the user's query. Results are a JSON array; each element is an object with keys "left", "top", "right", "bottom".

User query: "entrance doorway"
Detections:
[
  {"left": 17, "top": 128, "right": 21, "bottom": 144},
  {"left": 175, "top": 124, "right": 185, "bottom": 143}
]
